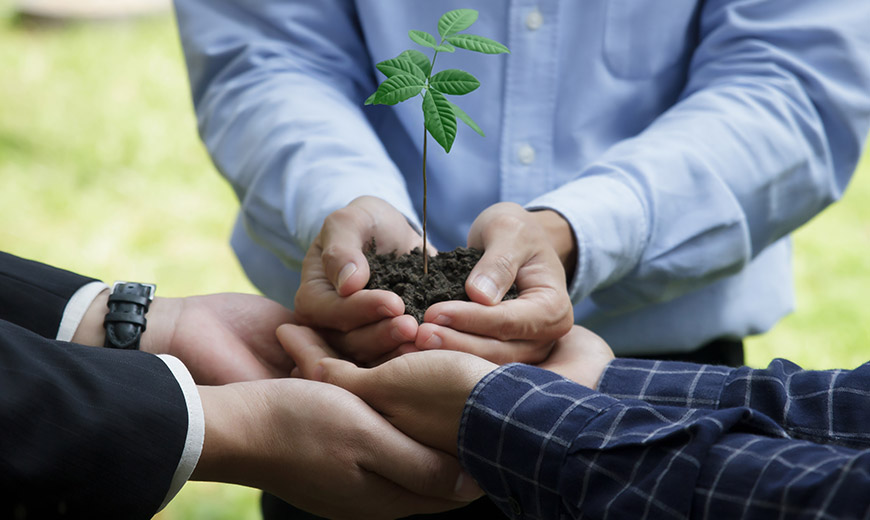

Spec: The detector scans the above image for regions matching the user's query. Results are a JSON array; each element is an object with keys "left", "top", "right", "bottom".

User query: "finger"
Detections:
[
  {"left": 424, "top": 292, "right": 573, "bottom": 342},
  {"left": 359, "top": 437, "right": 484, "bottom": 506},
  {"left": 319, "top": 209, "right": 374, "bottom": 296},
  {"left": 415, "top": 323, "right": 553, "bottom": 365},
  {"left": 318, "top": 314, "right": 418, "bottom": 364},
  {"left": 277, "top": 324, "right": 340, "bottom": 380},
  {"left": 465, "top": 203, "right": 544, "bottom": 305},
  {"left": 465, "top": 241, "right": 528, "bottom": 305},
  {"left": 299, "top": 468, "right": 471, "bottom": 520},
  {"left": 295, "top": 284, "right": 405, "bottom": 331},
  {"left": 317, "top": 357, "right": 381, "bottom": 399}
]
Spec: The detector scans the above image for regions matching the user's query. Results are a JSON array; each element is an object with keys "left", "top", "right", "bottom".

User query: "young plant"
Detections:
[{"left": 365, "top": 8, "right": 509, "bottom": 275}]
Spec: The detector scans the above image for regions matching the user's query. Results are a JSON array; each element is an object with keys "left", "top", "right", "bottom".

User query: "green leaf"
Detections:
[
  {"left": 422, "top": 90, "right": 457, "bottom": 153},
  {"left": 429, "top": 69, "right": 480, "bottom": 96},
  {"left": 450, "top": 101, "right": 485, "bottom": 137},
  {"left": 400, "top": 49, "right": 431, "bottom": 77},
  {"left": 364, "top": 91, "right": 377, "bottom": 105},
  {"left": 376, "top": 56, "right": 426, "bottom": 80},
  {"left": 438, "top": 9, "right": 478, "bottom": 37},
  {"left": 408, "top": 30, "right": 437, "bottom": 49},
  {"left": 434, "top": 42, "right": 456, "bottom": 53},
  {"left": 446, "top": 34, "right": 510, "bottom": 54},
  {"left": 371, "top": 74, "right": 424, "bottom": 105}
]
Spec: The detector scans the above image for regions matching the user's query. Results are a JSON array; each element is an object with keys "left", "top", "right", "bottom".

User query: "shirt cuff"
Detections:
[
  {"left": 155, "top": 354, "right": 205, "bottom": 512},
  {"left": 526, "top": 171, "right": 648, "bottom": 303},
  {"left": 597, "top": 358, "right": 734, "bottom": 409},
  {"left": 56, "top": 281, "right": 109, "bottom": 341},
  {"left": 458, "top": 364, "right": 619, "bottom": 519}
]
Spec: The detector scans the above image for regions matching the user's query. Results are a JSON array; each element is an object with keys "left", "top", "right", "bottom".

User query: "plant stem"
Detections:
[
  {"left": 422, "top": 123, "right": 428, "bottom": 276},
  {"left": 420, "top": 47, "right": 440, "bottom": 278}
]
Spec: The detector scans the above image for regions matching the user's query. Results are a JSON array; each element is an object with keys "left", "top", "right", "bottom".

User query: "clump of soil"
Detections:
[{"left": 364, "top": 239, "right": 518, "bottom": 323}]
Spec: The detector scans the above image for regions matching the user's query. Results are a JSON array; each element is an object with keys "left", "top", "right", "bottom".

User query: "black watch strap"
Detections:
[{"left": 103, "top": 281, "right": 156, "bottom": 350}]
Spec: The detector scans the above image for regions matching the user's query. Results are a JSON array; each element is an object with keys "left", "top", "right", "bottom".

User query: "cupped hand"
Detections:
[
  {"left": 293, "top": 196, "right": 428, "bottom": 364},
  {"left": 142, "top": 293, "right": 296, "bottom": 385},
  {"left": 418, "top": 203, "right": 575, "bottom": 364},
  {"left": 278, "top": 323, "right": 496, "bottom": 458},
  {"left": 194, "top": 377, "right": 482, "bottom": 519}
]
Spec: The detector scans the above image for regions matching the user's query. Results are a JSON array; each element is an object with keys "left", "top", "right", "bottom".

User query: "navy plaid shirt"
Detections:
[{"left": 458, "top": 359, "right": 870, "bottom": 519}]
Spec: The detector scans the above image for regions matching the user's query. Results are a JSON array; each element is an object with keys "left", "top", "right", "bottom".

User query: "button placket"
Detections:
[{"left": 500, "top": 0, "right": 559, "bottom": 203}]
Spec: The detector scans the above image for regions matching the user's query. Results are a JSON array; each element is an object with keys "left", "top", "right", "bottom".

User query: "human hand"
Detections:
[
  {"left": 293, "top": 196, "right": 427, "bottom": 364},
  {"left": 145, "top": 293, "right": 298, "bottom": 384},
  {"left": 279, "top": 323, "right": 496, "bottom": 458},
  {"left": 193, "top": 376, "right": 482, "bottom": 519},
  {"left": 537, "top": 325, "right": 615, "bottom": 390},
  {"left": 418, "top": 203, "right": 574, "bottom": 364},
  {"left": 72, "top": 290, "right": 297, "bottom": 385},
  {"left": 279, "top": 323, "right": 613, "bottom": 462}
]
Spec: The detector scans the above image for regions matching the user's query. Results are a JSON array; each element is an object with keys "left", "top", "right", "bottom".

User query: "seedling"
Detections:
[{"left": 365, "top": 8, "right": 509, "bottom": 275}]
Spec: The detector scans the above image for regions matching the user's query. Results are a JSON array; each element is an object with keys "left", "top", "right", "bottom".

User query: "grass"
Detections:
[{"left": 0, "top": 5, "right": 868, "bottom": 519}]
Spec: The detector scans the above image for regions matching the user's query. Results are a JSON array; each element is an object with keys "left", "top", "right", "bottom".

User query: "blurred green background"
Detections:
[{"left": 0, "top": 4, "right": 868, "bottom": 520}]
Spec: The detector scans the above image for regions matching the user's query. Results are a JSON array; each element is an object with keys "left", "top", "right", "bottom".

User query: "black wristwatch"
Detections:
[{"left": 103, "top": 281, "right": 156, "bottom": 350}]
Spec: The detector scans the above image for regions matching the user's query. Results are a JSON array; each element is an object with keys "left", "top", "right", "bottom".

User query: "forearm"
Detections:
[
  {"left": 530, "top": 0, "right": 870, "bottom": 307},
  {"left": 0, "top": 251, "right": 100, "bottom": 338},
  {"left": 599, "top": 358, "right": 870, "bottom": 450},
  {"left": 191, "top": 383, "right": 259, "bottom": 487},
  {"left": 175, "top": 0, "right": 419, "bottom": 268},
  {"left": 461, "top": 364, "right": 870, "bottom": 519},
  {"left": 0, "top": 321, "right": 190, "bottom": 518}
]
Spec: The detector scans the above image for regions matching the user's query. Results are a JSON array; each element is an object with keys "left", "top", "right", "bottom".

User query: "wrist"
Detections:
[
  {"left": 138, "top": 296, "right": 181, "bottom": 355},
  {"left": 71, "top": 289, "right": 109, "bottom": 347},
  {"left": 191, "top": 384, "right": 243, "bottom": 483},
  {"left": 528, "top": 209, "right": 578, "bottom": 275},
  {"left": 192, "top": 381, "right": 275, "bottom": 488}
]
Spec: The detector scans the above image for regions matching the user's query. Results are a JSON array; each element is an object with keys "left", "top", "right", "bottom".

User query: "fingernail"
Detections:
[
  {"left": 312, "top": 364, "right": 325, "bottom": 382},
  {"left": 422, "top": 333, "right": 442, "bottom": 350},
  {"left": 337, "top": 262, "right": 357, "bottom": 290},
  {"left": 433, "top": 314, "right": 451, "bottom": 326},
  {"left": 454, "top": 471, "right": 483, "bottom": 501},
  {"left": 471, "top": 274, "right": 499, "bottom": 303}
]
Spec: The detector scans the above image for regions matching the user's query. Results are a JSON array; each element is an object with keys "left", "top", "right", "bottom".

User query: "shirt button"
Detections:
[
  {"left": 525, "top": 9, "right": 543, "bottom": 31},
  {"left": 517, "top": 144, "right": 536, "bottom": 165}
]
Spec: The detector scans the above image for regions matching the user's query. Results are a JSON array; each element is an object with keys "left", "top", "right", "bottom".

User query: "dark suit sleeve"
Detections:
[
  {"left": 0, "top": 251, "right": 99, "bottom": 339},
  {"left": 0, "top": 319, "right": 189, "bottom": 519}
]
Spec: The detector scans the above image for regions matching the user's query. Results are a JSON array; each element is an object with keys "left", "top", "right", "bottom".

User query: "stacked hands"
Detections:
[{"left": 137, "top": 196, "right": 605, "bottom": 518}]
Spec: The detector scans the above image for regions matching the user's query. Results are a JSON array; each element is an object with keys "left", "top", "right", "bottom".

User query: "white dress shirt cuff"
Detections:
[
  {"left": 155, "top": 354, "right": 205, "bottom": 512},
  {"left": 56, "top": 281, "right": 109, "bottom": 341}
]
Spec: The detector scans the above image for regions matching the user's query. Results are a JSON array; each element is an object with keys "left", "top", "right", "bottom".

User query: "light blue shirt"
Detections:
[{"left": 174, "top": 0, "right": 870, "bottom": 355}]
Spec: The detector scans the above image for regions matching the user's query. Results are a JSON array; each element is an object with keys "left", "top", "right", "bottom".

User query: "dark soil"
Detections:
[{"left": 364, "top": 240, "right": 518, "bottom": 323}]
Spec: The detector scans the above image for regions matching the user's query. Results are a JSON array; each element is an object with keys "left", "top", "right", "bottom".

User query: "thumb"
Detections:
[
  {"left": 317, "top": 357, "right": 384, "bottom": 405},
  {"left": 319, "top": 240, "right": 371, "bottom": 297},
  {"left": 465, "top": 245, "right": 520, "bottom": 305},
  {"left": 276, "top": 324, "right": 339, "bottom": 380}
]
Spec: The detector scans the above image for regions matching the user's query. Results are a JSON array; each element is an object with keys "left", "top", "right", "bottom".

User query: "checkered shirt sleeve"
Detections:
[
  {"left": 458, "top": 362, "right": 870, "bottom": 519},
  {"left": 599, "top": 358, "right": 870, "bottom": 449}
]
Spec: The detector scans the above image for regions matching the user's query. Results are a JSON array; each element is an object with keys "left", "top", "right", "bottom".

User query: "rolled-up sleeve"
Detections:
[
  {"left": 173, "top": 0, "right": 420, "bottom": 270},
  {"left": 530, "top": 0, "right": 870, "bottom": 308}
]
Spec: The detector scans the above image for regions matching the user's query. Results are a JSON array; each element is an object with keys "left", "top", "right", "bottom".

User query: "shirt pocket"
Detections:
[{"left": 603, "top": 0, "right": 701, "bottom": 80}]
